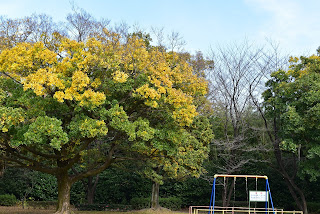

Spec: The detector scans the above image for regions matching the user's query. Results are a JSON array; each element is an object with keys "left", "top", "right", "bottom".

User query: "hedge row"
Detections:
[{"left": 0, "top": 194, "right": 17, "bottom": 206}]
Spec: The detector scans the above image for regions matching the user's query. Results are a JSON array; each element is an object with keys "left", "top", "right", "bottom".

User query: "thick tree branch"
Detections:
[{"left": 71, "top": 144, "right": 116, "bottom": 183}]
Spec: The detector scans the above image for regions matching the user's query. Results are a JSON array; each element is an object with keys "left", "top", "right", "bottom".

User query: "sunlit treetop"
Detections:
[{"left": 0, "top": 32, "right": 207, "bottom": 127}]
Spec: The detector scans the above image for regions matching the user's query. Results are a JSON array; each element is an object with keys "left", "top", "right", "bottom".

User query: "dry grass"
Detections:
[
  {"left": 0, "top": 206, "right": 186, "bottom": 214},
  {"left": 0, "top": 206, "right": 54, "bottom": 213}
]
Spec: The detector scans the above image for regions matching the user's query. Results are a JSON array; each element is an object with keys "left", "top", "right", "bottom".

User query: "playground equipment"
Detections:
[
  {"left": 189, "top": 174, "right": 303, "bottom": 214},
  {"left": 209, "top": 174, "right": 273, "bottom": 214}
]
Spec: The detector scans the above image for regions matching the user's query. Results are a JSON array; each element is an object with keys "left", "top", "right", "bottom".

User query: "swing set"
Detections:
[
  {"left": 209, "top": 174, "right": 274, "bottom": 214},
  {"left": 189, "top": 174, "right": 303, "bottom": 214}
]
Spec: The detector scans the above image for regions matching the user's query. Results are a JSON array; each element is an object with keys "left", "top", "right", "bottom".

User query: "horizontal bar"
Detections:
[
  {"left": 196, "top": 208, "right": 302, "bottom": 214},
  {"left": 214, "top": 174, "right": 268, "bottom": 179},
  {"left": 190, "top": 206, "right": 282, "bottom": 211}
]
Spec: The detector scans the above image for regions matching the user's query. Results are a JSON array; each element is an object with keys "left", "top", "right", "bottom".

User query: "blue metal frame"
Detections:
[
  {"left": 208, "top": 177, "right": 216, "bottom": 214},
  {"left": 266, "top": 179, "right": 275, "bottom": 214}
]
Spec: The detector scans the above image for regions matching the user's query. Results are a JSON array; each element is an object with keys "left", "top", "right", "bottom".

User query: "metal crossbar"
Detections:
[
  {"left": 189, "top": 206, "right": 283, "bottom": 214},
  {"left": 194, "top": 208, "right": 303, "bottom": 214},
  {"left": 214, "top": 174, "right": 268, "bottom": 179}
]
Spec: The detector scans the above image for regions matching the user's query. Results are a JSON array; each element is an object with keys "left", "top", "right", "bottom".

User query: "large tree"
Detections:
[
  {"left": 0, "top": 29, "right": 210, "bottom": 214},
  {"left": 262, "top": 54, "right": 320, "bottom": 214}
]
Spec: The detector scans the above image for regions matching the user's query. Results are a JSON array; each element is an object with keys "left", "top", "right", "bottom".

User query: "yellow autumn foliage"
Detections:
[
  {"left": 0, "top": 32, "right": 208, "bottom": 125},
  {"left": 113, "top": 70, "right": 129, "bottom": 83}
]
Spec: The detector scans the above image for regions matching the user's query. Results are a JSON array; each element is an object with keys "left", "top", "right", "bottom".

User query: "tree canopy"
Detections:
[
  {"left": 0, "top": 29, "right": 212, "bottom": 213},
  {"left": 263, "top": 55, "right": 320, "bottom": 181}
]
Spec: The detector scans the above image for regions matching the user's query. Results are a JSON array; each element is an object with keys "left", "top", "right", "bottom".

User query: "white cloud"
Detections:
[{"left": 245, "top": 0, "right": 320, "bottom": 55}]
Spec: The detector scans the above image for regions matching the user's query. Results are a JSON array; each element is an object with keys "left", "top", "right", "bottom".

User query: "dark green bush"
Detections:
[
  {"left": 94, "top": 168, "right": 151, "bottom": 205},
  {"left": 160, "top": 196, "right": 182, "bottom": 210},
  {"left": 130, "top": 197, "right": 150, "bottom": 210},
  {"left": 0, "top": 194, "right": 17, "bottom": 206},
  {"left": 307, "top": 202, "right": 320, "bottom": 213}
]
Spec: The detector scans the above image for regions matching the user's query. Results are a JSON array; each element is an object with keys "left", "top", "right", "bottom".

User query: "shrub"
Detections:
[
  {"left": 130, "top": 197, "right": 150, "bottom": 210},
  {"left": 0, "top": 194, "right": 17, "bottom": 206},
  {"left": 160, "top": 197, "right": 182, "bottom": 210},
  {"left": 307, "top": 202, "right": 320, "bottom": 213}
]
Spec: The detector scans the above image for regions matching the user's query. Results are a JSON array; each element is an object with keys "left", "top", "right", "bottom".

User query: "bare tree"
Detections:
[
  {"left": 0, "top": 16, "right": 30, "bottom": 49},
  {"left": 66, "top": 5, "right": 110, "bottom": 42},
  {"left": 206, "top": 40, "right": 286, "bottom": 207},
  {"left": 150, "top": 27, "right": 186, "bottom": 53},
  {"left": 113, "top": 21, "right": 130, "bottom": 38},
  {"left": 25, "top": 14, "right": 65, "bottom": 43},
  {"left": 150, "top": 27, "right": 166, "bottom": 50},
  {"left": 0, "top": 14, "right": 66, "bottom": 51},
  {"left": 167, "top": 31, "right": 186, "bottom": 52},
  {"left": 207, "top": 39, "right": 308, "bottom": 213}
]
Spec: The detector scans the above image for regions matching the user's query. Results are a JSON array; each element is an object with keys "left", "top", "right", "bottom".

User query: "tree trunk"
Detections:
[
  {"left": 0, "top": 160, "right": 4, "bottom": 176},
  {"left": 283, "top": 177, "right": 308, "bottom": 214},
  {"left": 273, "top": 133, "right": 308, "bottom": 214},
  {"left": 222, "top": 178, "right": 227, "bottom": 207},
  {"left": 87, "top": 175, "right": 99, "bottom": 204},
  {"left": 221, "top": 178, "right": 234, "bottom": 207},
  {"left": 151, "top": 181, "right": 160, "bottom": 209},
  {"left": 226, "top": 180, "right": 234, "bottom": 207},
  {"left": 250, "top": 80, "right": 308, "bottom": 214},
  {"left": 55, "top": 172, "right": 72, "bottom": 214}
]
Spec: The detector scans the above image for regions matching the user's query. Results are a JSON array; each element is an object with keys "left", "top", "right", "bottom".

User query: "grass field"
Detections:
[{"left": 0, "top": 206, "right": 186, "bottom": 214}]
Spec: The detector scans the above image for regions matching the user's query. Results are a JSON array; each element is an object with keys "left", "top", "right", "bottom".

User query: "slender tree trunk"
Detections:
[
  {"left": 226, "top": 180, "right": 234, "bottom": 207},
  {"left": 221, "top": 178, "right": 234, "bottom": 207},
  {"left": 279, "top": 164, "right": 308, "bottom": 214},
  {"left": 222, "top": 178, "right": 227, "bottom": 207},
  {"left": 0, "top": 160, "right": 4, "bottom": 176},
  {"left": 55, "top": 171, "right": 72, "bottom": 214},
  {"left": 273, "top": 134, "right": 308, "bottom": 214},
  {"left": 253, "top": 103, "right": 308, "bottom": 214},
  {"left": 87, "top": 175, "right": 99, "bottom": 204},
  {"left": 273, "top": 127, "right": 308, "bottom": 214},
  {"left": 151, "top": 181, "right": 160, "bottom": 209}
]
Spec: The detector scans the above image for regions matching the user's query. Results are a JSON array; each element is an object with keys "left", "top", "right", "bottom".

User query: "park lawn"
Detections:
[{"left": 0, "top": 206, "right": 185, "bottom": 214}]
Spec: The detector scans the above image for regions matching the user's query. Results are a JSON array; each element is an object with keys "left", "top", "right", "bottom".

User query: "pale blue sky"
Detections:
[{"left": 0, "top": 0, "right": 319, "bottom": 56}]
